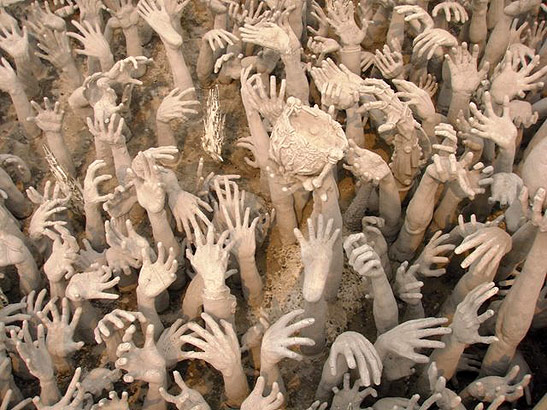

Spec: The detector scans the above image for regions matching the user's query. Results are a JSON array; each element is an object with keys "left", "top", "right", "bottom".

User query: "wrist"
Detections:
[
  {"left": 236, "top": 251, "right": 255, "bottom": 263},
  {"left": 202, "top": 283, "right": 230, "bottom": 300},
  {"left": 341, "top": 44, "right": 361, "bottom": 53},
  {"left": 137, "top": 287, "right": 156, "bottom": 306}
]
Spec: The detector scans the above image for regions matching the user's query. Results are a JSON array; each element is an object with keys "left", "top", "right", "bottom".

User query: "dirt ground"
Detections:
[{"left": 0, "top": 1, "right": 546, "bottom": 409}]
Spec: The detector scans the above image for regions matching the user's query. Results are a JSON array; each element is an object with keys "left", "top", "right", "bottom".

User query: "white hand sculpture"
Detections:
[
  {"left": 87, "top": 113, "right": 126, "bottom": 147},
  {"left": 415, "top": 231, "right": 455, "bottom": 277},
  {"left": 240, "top": 20, "right": 299, "bottom": 54},
  {"left": 28, "top": 97, "right": 65, "bottom": 134},
  {"left": 32, "top": 367, "right": 85, "bottom": 409},
  {"left": 11, "top": 322, "right": 55, "bottom": 381},
  {"left": 80, "top": 367, "right": 121, "bottom": 396},
  {"left": 104, "top": 0, "right": 139, "bottom": 29},
  {"left": 37, "top": 297, "right": 84, "bottom": 359},
  {"left": 137, "top": 0, "right": 183, "bottom": 47},
  {"left": 489, "top": 173, "right": 522, "bottom": 206},
  {"left": 115, "top": 323, "right": 167, "bottom": 384},
  {"left": 83, "top": 160, "right": 113, "bottom": 205},
  {"left": 137, "top": 242, "right": 178, "bottom": 298},
  {"left": 67, "top": 20, "right": 112, "bottom": 61},
  {"left": 454, "top": 226, "right": 512, "bottom": 277},
  {"left": 242, "top": 73, "right": 287, "bottom": 124},
  {"left": 412, "top": 28, "right": 458, "bottom": 60},
  {"left": 94, "top": 309, "right": 147, "bottom": 344},
  {"left": 186, "top": 223, "right": 233, "bottom": 295},
  {"left": 469, "top": 93, "right": 517, "bottom": 151},
  {"left": 331, "top": 373, "right": 378, "bottom": 410},
  {"left": 203, "top": 29, "right": 239, "bottom": 52},
  {"left": 432, "top": 1, "right": 469, "bottom": 23},
  {"left": 66, "top": 265, "right": 120, "bottom": 302},
  {"left": 464, "top": 365, "right": 531, "bottom": 402},
  {"left": 0, "top": 20, "right": 29, "bottom": 60},
  {"left": 294, "top": 214, "right": 340, "bottom": 302},
  {"left": 394, "top": 5, "right": 434, "bottom": 34},
  {"left": 260, "top": 309, "right": 315, "bottom": 366},
  {"left": 490, "top": 51, "right": 547, "bottom": 104},
  {"left": 375, "top": 317, "right": 451, "bottom": 363},
  {"left": 156, "top": 319, "right": 190, "bottom": 368},
  {"left": 394, "top": 262, "right": 424, "bottom": 305},
  {"left": 446, "top": 42, "right": 488, "bottom": 97},
  {"left": 344, "top": 140, "right": 391, "bottom": 185},
  {"left": 127, "top": 152, "right": 167, "bottom": 214},
  {"left": 168, "top": 189, "right": 213, "bottom": 241},
  {"left": 43, "top": 226, "right": 79, "bottom": 283},
  {"left": 90, "top": 391, "right": 129, "bottom": 410},
  {"left": 241, "top": 376, "right": 284, "bottom": 410},
  {"left": 328, "top": 331, "right": 383, "bottom": 386},
  {"left": 159, "top": 370, "right": 210, "bottom": 410},
  {"left": 157, "top": 87, "right": 200, "bottom": 123},
  {"left": 28, "top": 182, "right": 69, "bottom": 239},
  {"left": 451, "top": 282, "right": 498, "bottom": 345},
  {"left": 180, "top": 312, "right": 242, "bottom": 377},
  {"left": 374, "top": 42, "right": 404, "bottom": 80}
]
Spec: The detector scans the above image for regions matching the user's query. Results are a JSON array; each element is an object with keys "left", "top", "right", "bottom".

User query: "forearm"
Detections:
[
  {"left": 201, "top": 287, "right": 237, "bottom": 325},
  {"left": 196, "top": 42, "right": 216, "bottom": 87},
  {"left": 447, "top": 91, "right": 472, "bottom": 126},
  {"left": 236, "top": 254, "right": 263, "bottom": 307},
  {"left": 155, "top": 119, "right": 176, "bottom": 147},
  {"left": 44, "top": 131, "right": 76, "bottom": 176},
  {"left": 9, "top": 87, "right": 40, "bottom": 138},
  {"left": 481, "top": 16, "right": 511, "bottom": 72},
  {"left": 392, "top": 173, "right": 440, "bottom": 260},
  {"left": 110, "top": 144, "right": 132, "bottom": 184},
  {"left": 84, "top": 203, "right": 106, "bottom": 250},
  {"left": 421, "top": 114, "right": 444, "bottom": 144},
  {"left": 15, "top": 257, "right": 42, "bottom": 295},
  {"left": 260, "top": 361, "right": 284, "bottom": 394},
  {"left": 144, "top": 379, "right": 168, "bottom": 410},
  {"left": 493, "top": 146, "right": 515, "bottom": 174},
  {"left": 469, "top": 6, "right": 488, "bottom": 45},
  {"left": 486, "top": 0, "right": 504, "bottom": 30},
  {"left": 339, "top": 45, "right": 362, "bottom": 75},
  {"left": 14, "top": 53, "right": 38, "bottom": 95},
  {"left": 39, "top": 376, "right": 61, "bottom": 405},
  {"left": 60, "top": 60, "right": 83, "bottom": 91},
  {"left": 378, "top": 174, "right": 402, "bottom": 239},
  {"left": 427, "top": 335, "right": 465, "bottom": 381},
  {"left": 370, "top": 274, "right": 399, "bottom": 334},
  {"left": 164, "top": 44, "right": 195, "bottom": 92},
  {"left": 136, "top": 290, "right": 164, "bottom": 336},
  {"left": 49, "top": 280, "right": 67, "bottom": 300},
  {"left": 432, "top": 186, "right": 463, "bottom": 231},
  {"left": 146, "top": 209, "right": 179, "bottom": 255},
  {"left": 222, "top": 366, "right": 250, "bottom": 407},
  {"left": 122, "top": 25, "right": 143, "bottom": 58},
  {"left": 281, "top": 51, "right": 309, "bottom": 103},
  {"left": 345, "top": 105, "right": 364, "bottom": 147},
  {"left": 482, "top": 231, "right": 547, "bottom": 376},
  {"left": 403, "top": 302, "right": 425, "bottom": 321},
  {"left": 245, "top": 110, "right": 270, "bottom": 169}
]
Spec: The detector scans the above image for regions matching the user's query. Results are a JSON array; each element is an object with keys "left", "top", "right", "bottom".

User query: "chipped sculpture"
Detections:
[{"left": 0, "top": 0, "right": 546, "bottom": 408}]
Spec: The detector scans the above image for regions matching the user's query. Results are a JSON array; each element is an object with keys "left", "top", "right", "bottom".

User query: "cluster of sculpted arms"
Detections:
[{"left": 0, "top": 0, "right": 546, "bottom": 407}]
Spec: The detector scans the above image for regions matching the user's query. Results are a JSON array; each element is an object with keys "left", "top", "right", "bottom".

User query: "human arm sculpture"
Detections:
[
  {"left": 482, "top": 188, "right": 547, "bottom": 376},
  {"left": 28, "top": 97, "right": 76, "bottom": 176},
  {"left": 394, "top": 262, "right": 425, "bottom": 321},
  {"left": 0, "top": 229, "right": 42, "bottom": 294},
  {"left": 240, "top": 376, "right": 283, "bottom": 410},
  {"left": 116, "top": 323, "right": 167, "bottom": 410},
  {"left": 11, "top": 322, "right": 60, "bottom": 405},
  {"left": 104, "top": 0, "right": 144, "bottom": 63},
  {"left": 159, "top": 370, "right": 210, "bottom": 409},
  {"left": 344, "top": 140, "right": 401, "bottom": 238},
  {"left": 67, "top": 20, "right": 114, "bottom": 71},
  {"left": 155, "top": 87, "right": 200, "bottom": 147},
  {"left": 137, "top": 0, "right": 195, "bottom": 94},
  {"left": 422, "top": 283, "right": 498, "bottom": 386},
  {"left": 181, "top": 312, "right": 249, "bottom": 407},
  {"left": 344, "top": 235, "right": 398, "bottom": 333},
  {"left": 259, "top": 309, "right": 315, "bottom": 393},
  {"left": 391, "top": 152, "right": 476, "bottom": 261},
  {"left": 87, "top": 113, "right": 132, "bottom": 184},
  {"left": 240, "top": 14, "right": 308, "bottom": 102},
  {"left": 136, "top": 242, "right": 177, "bottom": 336},
  {"left": 316, "top": 331, "right": 382, "bottom": 402},
  {"left": 185, "top": 223, "right": 236, "bottom": 322},
  {"left": 0, "top": 58, "right": 40, "bottom": 138},
  {"left": 83, "top": 160, "right": 113, "bottom": 249}
]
